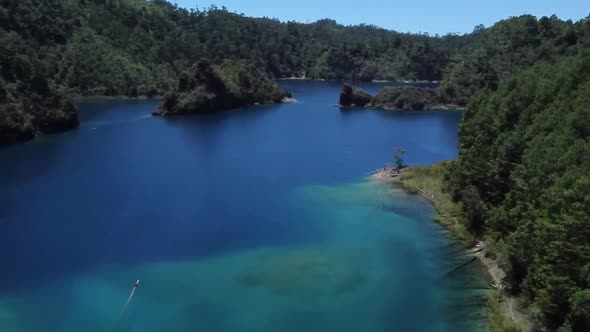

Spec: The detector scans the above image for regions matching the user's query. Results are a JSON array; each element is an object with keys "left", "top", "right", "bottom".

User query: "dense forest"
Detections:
[
  {"left": 1, "top": 0, "right": 464, "bottom": 97},
  {"left": 155, "top": 58, "right": 290, "bottom": 116},
  {"left": 0, "top": 29, "right": 78, "bottom": 143},
  {"left": 435, "top": 13, "right": 590, "bottom": 331},
  {"left": 440, "top": 15, "right": 590, "bottom": 105},
  {"left": 445, "top": 53, "right": 590, "bottom": 331}
]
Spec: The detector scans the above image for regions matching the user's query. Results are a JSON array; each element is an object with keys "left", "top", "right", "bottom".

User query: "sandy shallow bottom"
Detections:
[{"left": 0, "top": 181, "right": 488, "bottom": 332}]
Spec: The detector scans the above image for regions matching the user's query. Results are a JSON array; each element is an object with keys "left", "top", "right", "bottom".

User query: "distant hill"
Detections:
[
  {"left": 440, "top": 15, "right": 590, "bottom": 105},
  {"left": 1, "top": 0, "right": 467, "bottom": 98},
  {"left": 1, "top": 0, "right": 589, "bottom": 144}
]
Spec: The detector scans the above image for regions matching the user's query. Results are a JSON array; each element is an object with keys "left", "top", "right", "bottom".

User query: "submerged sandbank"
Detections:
[{"left": 371, "top": 164, "right": 532, "bottom": 331}]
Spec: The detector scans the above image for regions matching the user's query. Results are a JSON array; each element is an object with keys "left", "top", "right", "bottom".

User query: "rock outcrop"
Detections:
[
  {"left": 154, "top": 59, "right": 291, "bottom": 116},
  {"left": 338, "top": 83, "right": 373, "bottom": 107}
]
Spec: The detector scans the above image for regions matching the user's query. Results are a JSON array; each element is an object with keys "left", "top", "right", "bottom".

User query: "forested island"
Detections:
[
  {"left": 154, "top": 59, "right": 291, "bottom": 116},
  {"left": 338, "top": 84, "right": 457, "bottom": 110},
  {"left": 2, "top": 1, "right": 590, "bottom": 331}
]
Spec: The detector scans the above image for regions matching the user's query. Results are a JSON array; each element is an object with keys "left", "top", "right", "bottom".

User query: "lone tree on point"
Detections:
[{"left": 393, "top": 147, "right": 406, "bottom": 169}]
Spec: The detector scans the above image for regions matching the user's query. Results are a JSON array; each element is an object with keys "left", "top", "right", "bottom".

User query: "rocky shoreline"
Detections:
[
  {"left": 370, "top": 165, "right": 405, "bottom": 182},
  {"left": 370, "top": 165, "right": 532, "bottom": 331}
]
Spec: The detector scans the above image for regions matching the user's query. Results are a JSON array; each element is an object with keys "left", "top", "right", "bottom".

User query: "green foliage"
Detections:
[
  {"left": 1, "top": 0, "right": 462, "bottom": 95},
  {"left": 371, "top": 86, "right": 442, "bottom": 110},
  {"left": 569, "top": 290, "right": 590, "bottom": 332},
  {"left": 218, "top": 60, "right": 291, "bottom": 104},
  {"left": 57, "top": 28, "right": 168, "bottom": 96},
  {"left": 487, "top": 293, "right": 523, "bottom": 332},
  {"left": 398, "top": 162, "right": 473, "bottom": 244},
  {"left": 445, "top": 53, "right": 590, "bottom": 330},
  {"left": 439, "top": 15, "right": 590, "bottom": 105},
  {"left": 0, "top": 28, "right": 78, "bottom": 144},
  {"left": 156, "top": 59, "right": 289, "bottom": 115},
  {"left": 392, "top": 147, "right": 405, "bottom": 168}
]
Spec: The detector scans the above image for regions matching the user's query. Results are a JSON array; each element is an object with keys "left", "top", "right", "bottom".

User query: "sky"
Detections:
[{"left": 172, "top": 0, "right": 589, "bottom": 35}]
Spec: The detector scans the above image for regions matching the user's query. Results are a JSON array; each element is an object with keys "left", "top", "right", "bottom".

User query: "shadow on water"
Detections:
[
  {"left": 158, "top": 103, "right": 283, "bottom": 153},
  {"left": 0, "top": 133, "right": 74, "bottom": 231},
  {"left": 76, "top": 99, "right": 161, "bottom": 124},
  {"left": 0, "top": 134, "right": 69, "bottom": 185}
]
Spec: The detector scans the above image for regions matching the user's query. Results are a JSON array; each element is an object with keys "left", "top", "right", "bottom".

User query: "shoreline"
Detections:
[
  {"left": 277, "top": 77, "right": 441, "bottom": 84},
  {"left": 338, "top": 104, "right": 465, "bottom": 112},
  {"left": 371, "top": 104, "right": 465, "bottom": 111},
  {"left": 370, "top": 166, "right": 500, "bottom": 280},
  {"left": 73, "top": 95, "right": 164, "bottom": 102},
  {"left": 370, "top": 165, "right": 496, "bottom": 262},
  {"left": 371, "top": 165, "right": 531, "bottom": 331}
]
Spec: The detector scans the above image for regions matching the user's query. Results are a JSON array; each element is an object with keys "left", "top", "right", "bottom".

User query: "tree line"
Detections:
[
  {"left": 443, "top": 32, "right": 590, "bottom": 332},
  {"left": 0, "top": 0, "right": 473, "bottom": 143},
  {"left": 1, "top": 0, "right": 465, "bottom": 97}
]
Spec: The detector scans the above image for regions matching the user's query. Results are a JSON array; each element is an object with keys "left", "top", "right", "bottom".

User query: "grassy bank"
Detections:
[
  {"left": 397, "top": 162, "right": 473, "bottom": 245},
  {"left": 487, "top": 293, "right": 524, "bottom": 332},
  {"left": 397, "top": 162, "right": 524, "bottom": 332}
]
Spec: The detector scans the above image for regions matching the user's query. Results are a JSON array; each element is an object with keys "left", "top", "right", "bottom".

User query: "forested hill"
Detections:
[
  {"left": 437, "top": 14, "right": 590, "bottom": 331},
  {"left": 1, "top": 0, "right": 465, "bottom": 98},
  {"left": 445, "top": 52, "right": 590, "bottom": 331},
  {"left": 155, "top": 59, "right": 291, "bottom": 116},
  {"left": 440, "top": 15, "right": 590, "bottom": 105},
  {"left": 2, "top": 1, "right": 587, "bottom": 100}
]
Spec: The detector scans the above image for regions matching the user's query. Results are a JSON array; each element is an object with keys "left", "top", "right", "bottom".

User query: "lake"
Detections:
[{"left": 0, "top": 81, "right": 487, "bottom": 331}]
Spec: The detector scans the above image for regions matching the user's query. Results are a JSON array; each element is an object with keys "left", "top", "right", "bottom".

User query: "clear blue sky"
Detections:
[{"left": 172, "top": 0, "right": 589, "bottom": 35}]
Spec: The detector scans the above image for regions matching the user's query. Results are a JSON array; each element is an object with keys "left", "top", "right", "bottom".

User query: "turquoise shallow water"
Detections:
[{"left": 0, "top": 81, "right": 487, "bottom": 331}]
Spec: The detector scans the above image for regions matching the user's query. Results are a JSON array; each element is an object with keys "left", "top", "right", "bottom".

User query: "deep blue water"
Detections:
[{"left": 0, "top": 81, "right": 486, "bottom": 332}]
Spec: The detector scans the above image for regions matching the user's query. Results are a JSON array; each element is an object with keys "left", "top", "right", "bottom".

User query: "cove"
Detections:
[{"left": 0, "top": 81, "right": 487, "bottom": 332}]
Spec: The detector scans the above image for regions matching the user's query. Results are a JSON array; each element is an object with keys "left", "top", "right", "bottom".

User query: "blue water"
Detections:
[{"left": 0, "top": 81, "right": 486, "bottom": 331}]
